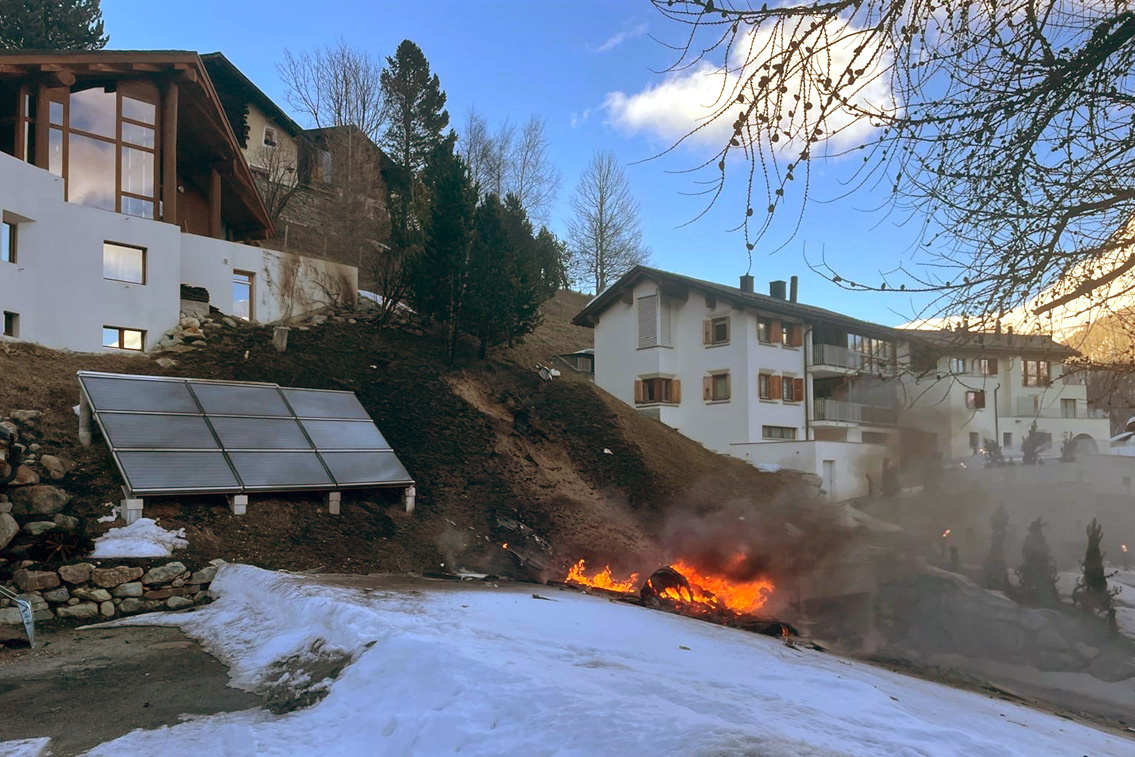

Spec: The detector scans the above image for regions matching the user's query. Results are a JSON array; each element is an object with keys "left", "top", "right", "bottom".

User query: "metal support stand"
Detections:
[
  {"left": 120, "top": 486, "right": 144, "bottom": 524},
  {"left": 326, "top": 490, "right": 341, "bottom": 515},
  {"left": 228, "top": 494, "right": 248, "bottom": 516},
  {"left": 402, "top": 485, "right": 416, "bottom": 514}
]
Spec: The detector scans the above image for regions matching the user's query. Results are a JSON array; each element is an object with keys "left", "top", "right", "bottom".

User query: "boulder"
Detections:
[
  {"left": 222, "top": 317, "right": 238, "bottom": 328},
  {"left": 58, "top": 563, "right": 93, "bottom": 584},
  {"left": 190, "top": 566, "right": 218, "bottom": 585},
  {"left": 91, "top": 565, "right": 143, "bottom": 588},
  {"left": 55, "top": 601, "right": 100, "bottom": 619},
  {"left": 52, "top": 514, "right": 80, "bottom": 533},
  {"left": 111, "top": 581, "right": 143, "bottom": 598},
  {"left": 1073, "top": 641, "right": 1100, "bottom": 661},
  {"left": 38, "top": 455, "right": 73, "bottom": 480},
  {"left": 142, "top": 561, "right": 187, "bottom": 585},
  {"left": 10, "top": 410, "right": 40, "bottom": 424},
  {"left": 144, "top": 587, "right": 192, "bottom": 600},
  {"left": 99, "top": 601, "right": 115, "bottom": 617},
  {"left": 22, "top": 521, "right": 56, "bottom": 536},
  {"left": 155, "top": 358, "right": 177, "bottom": 369},
  {"left": 13, "top": 569, "right": 59, "bottom": 592},
  {"left": 42, "top": 586, "right": 69, "bottom": 603},
  {"left": 166, "top": 596, "right": 193, "bottom": 610},
  {"left": 0, "top": 512, "right": 18, "bottom": 551},
  {"left": 72, "top": 587, "right": 112, "bottom": 603},
  {"left": 11, "top": 465, "right": 39, "bottom": 486},
  {"left": 0, "top": 420, "right": 18, "bottom": 441},
  {"left": 9, "top": 485, "right": 71, "bottom": 515},
  {"left": 1089, "top": 653, "right": 1135, "bottom": 683},
  {"left": 118, "top": 598, "right": 148, "bottom": 614}
]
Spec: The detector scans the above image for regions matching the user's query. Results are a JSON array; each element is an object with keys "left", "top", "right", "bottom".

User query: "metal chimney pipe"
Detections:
[
  {"left": 769, "top": 280, "right": 787, "bottom": 299},
  {"left": 740, "top": 274, "right": 754, "bottom": 293},
  {"left": 790, "top": 275, "right": 799, "bottom": 303}
]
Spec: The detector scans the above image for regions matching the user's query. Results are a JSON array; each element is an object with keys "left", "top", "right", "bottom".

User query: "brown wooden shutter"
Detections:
[
  {"left": 633, "top": 379, "right": 644, "bottom": 404},
  {"left": 703, "top": 376, "right": 713, "bottom": 400},
  {"left": 771, "top": 320, "right": 783, "bottom": 343},
  {"left": 671, "top": 379, "right": 682, "bottom": 404},
  {"left": 793, "top": 378, "right": 805, "bottom": 402},
  {"left": 790, "top": 325, "right": 804, "bottom": 347},
  {"left": 975, "top": 390, "right": 986, "bottom": 409},
  {"left": 769, "top": 375, "right": 782, "bottom": 399},
  {"left": 702, "top": 320, "right": 712, "bottom": 344},
  {"left": 988, "top": 358, "right": 999, "bottom": 375}
]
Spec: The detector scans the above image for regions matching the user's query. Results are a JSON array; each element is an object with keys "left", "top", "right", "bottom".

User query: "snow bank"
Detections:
[
  {"left": 87, "top": 565, "right": 1134, "bottom": 756},
  {"left": 0, "top": 738, "right": 51, "bottom": 757},
  {"left": 89, "top": 518, "right": 188, "bottom": 558}
]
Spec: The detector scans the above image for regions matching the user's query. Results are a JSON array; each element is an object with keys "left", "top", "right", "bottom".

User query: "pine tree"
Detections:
[
  {"left": 532, "top": 226, "right": 568, "bottom": 298},
  {"left": 380, "top": 40, "right": 454, "bottom": 175},
  {"left": 462, "top": 194, "right": 513, "bottom": 359},
  {"left": 1014, "top": 517, "right": 1060, "bottom": 608},
  {"left": 499, "top": 194, "right": 548, "bottom": 347},
  {"left": 0, "top": 0, "right": 107, "bottom": 50},
  {"left": 407, "top": 143, "right": 476, "bottom": 361},
  {"left": 1021, "top": 422, "right": 1043, "bottom": 465},
  {"left": 1072, "top": 518, "right": 1121, "bottom": 625},
  {"left": 981, "top": 506, "right": 1011, "bottom": 592}
]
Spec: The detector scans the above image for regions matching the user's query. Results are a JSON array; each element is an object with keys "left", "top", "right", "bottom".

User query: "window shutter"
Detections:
[
  {"left": 770, "top": 375, "right": 783, "bottom": 399},
  {"left": 793, "top": 378, "right": 804, "bottom": 402},
  {"left": 988, "top": 358, "right": 999, "bottom": 375},
  {"left": 975, "top": 390, "right": 986, "bottom": 409},
  {"left": 703, "top": 376, "right": 712, "bottom": 400},
  {"left": 660, "top": 300, "right": 672, "bottom": 346},
  {"left": 771, "top": 320, "right": 782, "bottom": 343},
  {"left": 702, "top": 319, "right": 712, "bottom": 345},
  {"left": 787, "top": 324, "right": 801, "bottom": 347},
  {"left": 634, "top": 379, "right": 644, "bottom": 404},
  {"left": 723, "top": 373, "right": 731, "bottom": 399},
  {"left": 672, "top": 379, "right": 681, "bottom": 403},
  {"left": 723, "top": 317, "right": 731, "bottom": 343},
  {"left": 638, "top": 295, "right": 658, "bottom": 348}
]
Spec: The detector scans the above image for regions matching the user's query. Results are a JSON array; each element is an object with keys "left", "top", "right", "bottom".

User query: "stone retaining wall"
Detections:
[{"left": 0, "top": 558, "right": 219, "bottom": 626}]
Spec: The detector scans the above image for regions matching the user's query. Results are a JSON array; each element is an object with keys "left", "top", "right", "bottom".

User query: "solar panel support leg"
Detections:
[
  {"left": 326, "top": 490, "right": 341, "bottom": 515},
  {"left": 229, "top": 494, "right": 248, "bottom": 516},
  {"left": 403, "top": 486, "right": 416, "bottom": 514},
  {"left": 78, "top": 395, "right": 93, "bottom": 447},
  {"left": 120, "top": 489, "right": 144, "bottom": 525}
]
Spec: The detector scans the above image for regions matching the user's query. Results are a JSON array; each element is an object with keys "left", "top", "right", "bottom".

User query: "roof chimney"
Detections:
[
  {"left": 769, "top": 280, "right": 787, "bottom": 300},
  {"left": 740, "top": 274, "right": 754, "bottom": 293},
  {"left": 789, "top": 275, "right": 799, "bottom": 303}
]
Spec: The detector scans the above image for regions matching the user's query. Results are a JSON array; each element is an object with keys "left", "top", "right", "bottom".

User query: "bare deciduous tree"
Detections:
[
  {"left": 279, "top": 40, "right": 385, "bottom": 138},
  {"left": 567, "top": 150, "right": 650, "bottom": 293},
  {"left": 648, "top": 1, "right": 1135, "bottom": 329},
  {"left": 460, "top": 108, "right": 560, "bottom": 224}
]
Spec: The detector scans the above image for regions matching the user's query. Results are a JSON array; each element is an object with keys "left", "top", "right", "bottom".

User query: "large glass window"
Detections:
[
  {"left": 1, "top": 221, "right": 14, "bottom": 263},
  {"left": 103, "top": 242, "right": 145, "bottom": 284},
  {"left": 233, "top": 271, "right": 254, "bottom": 320}
]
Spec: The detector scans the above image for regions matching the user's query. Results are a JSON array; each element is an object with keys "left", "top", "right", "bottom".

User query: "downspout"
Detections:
[
  {"left": 804, "top": 325, "right": 815, "bottom": 441},
  {"left": 993, "top": 383, "right": 1001, "bottom": 443}
]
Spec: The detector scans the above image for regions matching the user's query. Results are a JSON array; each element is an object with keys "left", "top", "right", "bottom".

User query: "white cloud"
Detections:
[
  {"left": 596, "top": 22, "right": 648, "bottom": 53},
  {"left": 570, "top": 108, "right": 592, "bottom": 129},
  {"left": 605, "top": 20, "right": 895, "bottom": 154}
]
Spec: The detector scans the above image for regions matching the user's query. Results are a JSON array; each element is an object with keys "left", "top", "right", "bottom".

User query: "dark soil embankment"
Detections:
[{"left": 0, "top": 292, "right": 812, "bottom": 577}]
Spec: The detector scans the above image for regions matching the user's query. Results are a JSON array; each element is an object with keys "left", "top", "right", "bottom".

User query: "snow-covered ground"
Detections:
[
  {"left": 88, "top": 517, "right": 187, "bottom": 558},
  {"left": 15, "top": 565, "right": 1133, "bottom": 756}
]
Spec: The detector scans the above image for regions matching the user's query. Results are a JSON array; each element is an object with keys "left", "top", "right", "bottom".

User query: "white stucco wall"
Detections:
[
  {"left": 732, "top": 439, "right": 891, "bottom": 502},
  {"left": 1, "top": 152, "right": 358, "bottom": 354}
]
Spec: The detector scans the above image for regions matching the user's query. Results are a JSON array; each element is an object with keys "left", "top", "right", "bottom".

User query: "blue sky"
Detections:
[{"left": 103, "top": 0, "right": 932, "bottom": 325}]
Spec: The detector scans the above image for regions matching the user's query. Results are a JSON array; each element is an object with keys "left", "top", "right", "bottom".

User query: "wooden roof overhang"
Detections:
[{"left": 0, "top": 50, "right": 274, "bottom": 240}]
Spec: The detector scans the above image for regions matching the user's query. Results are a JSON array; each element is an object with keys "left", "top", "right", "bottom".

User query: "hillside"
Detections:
[{"left": 0, "top": 292, "right": 812, "bottom": 580}]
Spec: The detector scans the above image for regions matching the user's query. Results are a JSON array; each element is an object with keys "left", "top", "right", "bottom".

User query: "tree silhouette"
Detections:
[
  {"left": 0, "top": 0, "right": 107, "bottom": 50},
  {"left": 981, "top": 506, "right": 1010, "bottom": 592},
  {"left": 1014, "top": 517, "right": 1060, "bottom": 608},
  {"left": 1072, "top": 518, "right": 1121, "bottom": 628}
]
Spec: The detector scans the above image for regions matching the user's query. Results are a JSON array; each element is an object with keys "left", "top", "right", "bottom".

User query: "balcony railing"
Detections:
[
  {"left": 814, "top": 398, "right": 897, "bottom": 426},
  {"left": 1011, "top": 397, "right": 1109, "bottom": 419},
  {"left": 811, "top": 344, "right": 896, "bottom": 375}
]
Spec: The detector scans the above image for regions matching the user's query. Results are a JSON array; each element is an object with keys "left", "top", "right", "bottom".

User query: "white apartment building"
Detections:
[
  {"left": 0, "top": 51, "right": 355, "bottom": 355},
  {"left": 577, "top": 267, "right": 1114, "bottom": 502}
]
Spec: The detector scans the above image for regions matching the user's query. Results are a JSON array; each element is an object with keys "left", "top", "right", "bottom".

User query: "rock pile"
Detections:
[
  {"left": 0, "top": 559, "right": 219, "bottom": 625},
  {"left": 1, "top": 408, "right": 76, "bottom": 555},
  {"left": 153, "top": 312, "right": 242, "bottom": 355}
]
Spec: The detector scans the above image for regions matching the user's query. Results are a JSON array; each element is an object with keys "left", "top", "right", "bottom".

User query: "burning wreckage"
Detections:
[{"left": 561, "top": 559, "right": 800, "bottom": 640}]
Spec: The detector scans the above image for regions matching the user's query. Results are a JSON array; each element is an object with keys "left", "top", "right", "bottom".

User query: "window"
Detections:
[
  {"left": 263, "top": 126, "right": 278, "bottom": 148},
  {"left": 759, "top": 373, "right": 771, "bottom": 400},
  {"left": 965, "top": 390, "right": 986, "bottom": 410},
  {"left": 1023, "top": 360, "right": 1050, "bottom": 387},
  {"left": 1061, "top": 398, "right": 1077, "bottom": 418},
  {"left": 634, "top": 377, "right": 680, "bottom": 405},
  {"left": 969, "top": 432, "right": 980, "bottom": 450},
  {"left": 784, "top": 323, "right": 804, "bottom": 348},
  {"left": 977, "top": 358, "right": 998, "bottom": 376},
  {"left": 233, "top": 270, "right": 254, "bottom": 321},
  {"left": 704, "top": 372, "right": 731, "bottom": 402},
  {"left": 44, "top": 85, "right": 159, "bottom": 219},
  {"left": 783, "top": 376, "right": 804, "bottom": 402},
  {"left": 316, "top": 149, "right": 333, "bottom": 183},
  {"left": 103, "top": 242, "right": 145, "bottom": 284},
  {"left": 2, "top": 311, "right": 18, "bottom": 337},
  {"left": 103, "top": 326, "right": 144, "bottom": 351},
  {"left": 762, "top": 425, "right": 797, "bottom": 440},
  {"left": 703, "top": 316, "right": 730, "bottom": 346},
  {"left": 1, "top": 220, "right": 14, "bottom": 263},
  {"left": 1003, "top": 432, "right": 1013, "bottom": 448},
  {"left": 848, "top": 333, "right": 895, "bottom": 373},
  {"left": 950, "top": 357, "right": 967, "bottom": 374},
  {"left": 757, "top": 317, "right": 782, "bottom": 344}
]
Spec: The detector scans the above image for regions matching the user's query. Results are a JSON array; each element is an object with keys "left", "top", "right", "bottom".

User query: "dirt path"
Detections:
[{"left": 0, "top": 625, "right": 263, "bottom": 756}]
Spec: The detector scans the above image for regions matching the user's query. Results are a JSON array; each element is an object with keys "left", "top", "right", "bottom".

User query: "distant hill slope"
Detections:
[{"left": 0, "top": 294, "right": 811, "bottom": 578}]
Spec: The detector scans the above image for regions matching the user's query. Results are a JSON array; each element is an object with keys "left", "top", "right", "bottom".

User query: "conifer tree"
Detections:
[
  {"left": 0, "top": 0, "right": 107, "bottom": 50},
  {"left": 1014, "top": 517, "right": 1060, "bottom": 608},
  {"left": 981, "top": 506, "right": 1011, "bottom": 592},
  {"left": 380, "top": 40, "right": 454, "bottom": 175},
  {"left": 462, "top": 194, "right": 513, "bottom": 358},
  {"left": 1072, "top": 518, "right": 1121, "bottom": 626},
  {"left": 499, "top": 194, "right": 547, "bottom": 347}
]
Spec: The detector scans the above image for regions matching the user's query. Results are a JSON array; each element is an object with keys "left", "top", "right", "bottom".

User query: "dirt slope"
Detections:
[{"left": 0, "top": 294, "right": 811, "bottom": 578}]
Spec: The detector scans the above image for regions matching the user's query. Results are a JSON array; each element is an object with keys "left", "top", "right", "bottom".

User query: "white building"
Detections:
[
  {"left": 0, "top": 50, "right": 355, "bottom": 354},
  {"left": 576, "top": 267, "right": 1113, "bottom": 502}
]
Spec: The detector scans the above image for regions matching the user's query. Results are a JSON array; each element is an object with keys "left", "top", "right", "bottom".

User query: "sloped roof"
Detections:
[
  {"left": 201, "top": 52, "right": 304, "bottom": 143},
  {"left": 901, "top": 329, "right": 1079, "bottom": 358}
]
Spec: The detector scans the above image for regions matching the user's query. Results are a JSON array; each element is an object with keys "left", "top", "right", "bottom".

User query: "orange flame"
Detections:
[
  {"left": 942, "top": 529, "right": 952, "bottom": 538},
  {"left": 1123, "top": 544, "right": 1129, "bottom": 553},
  {"left": 566, "top": 559, "right": 639, "bottom": 593},
  {"left": 666, "top": 559, "right": 774, "bottom": 615}
]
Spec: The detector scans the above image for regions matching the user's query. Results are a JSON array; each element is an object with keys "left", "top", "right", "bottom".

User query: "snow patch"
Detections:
[
  {"left": 89, "top": 517, "right": 187, "bottom": 558},
  {"left": 0, "top": 738, "right": 51, "bottom": 757},
  {"left": 86, "top": 564, "right": 1135, "bottom": 756},
  {"left": 754, "top": 462, "right": 782, "bottom": 472}
]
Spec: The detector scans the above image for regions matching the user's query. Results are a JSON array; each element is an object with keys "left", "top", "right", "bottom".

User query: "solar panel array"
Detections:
[{"left": 77, "top": 371, "right": 413, "bottom": 497}]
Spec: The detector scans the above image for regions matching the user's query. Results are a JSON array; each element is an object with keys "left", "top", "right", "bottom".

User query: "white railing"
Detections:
[
  {"left": 811, "top": 343, "right": 896, "bottom": 375},
  {"left": 814, "top": 398, "right": 897, "bottom": 426},
  {"left": 1012, "top": 397, "right": 1109, "bottom": 419}
]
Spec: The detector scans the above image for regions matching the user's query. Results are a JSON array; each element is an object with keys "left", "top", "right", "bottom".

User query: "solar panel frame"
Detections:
[{"left": 77, "top": 371, "right": 413, "bottom": 497}]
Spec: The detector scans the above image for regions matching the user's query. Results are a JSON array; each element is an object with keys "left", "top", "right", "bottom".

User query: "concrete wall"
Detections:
[{"left": 732, "top": 439, "right": 891, "bottom": 501}]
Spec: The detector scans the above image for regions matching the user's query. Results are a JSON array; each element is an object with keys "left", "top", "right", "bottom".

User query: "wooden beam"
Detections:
[
  {"left": 34, "top": 84, "right": 49, "bottom": 171},
  {"left": 50, "top": 71, "right": 76, "bottom": 87},
  {"left": 704, "top": 293, "right": 717, "bottom": 310},
  {"left": 161, "top": 80, "right": 179, "bottom": 226},
  {"left": 0, "top": 64, "right": 26, "bottom": 74},
  {"left": 132, "top": 63, "right": 162, "bottom": 72},
  {"left": 660, "top": 284, "right": 688, "bottom": 303},
  {"left": 209, "top": 168, "right": 222, "bottom": 239},
  {"left": 38, "top": 64, "right": 65, "bottom": 72},
  {"left": 620, "top": 289, "right": 633, "bottom": 305}
]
